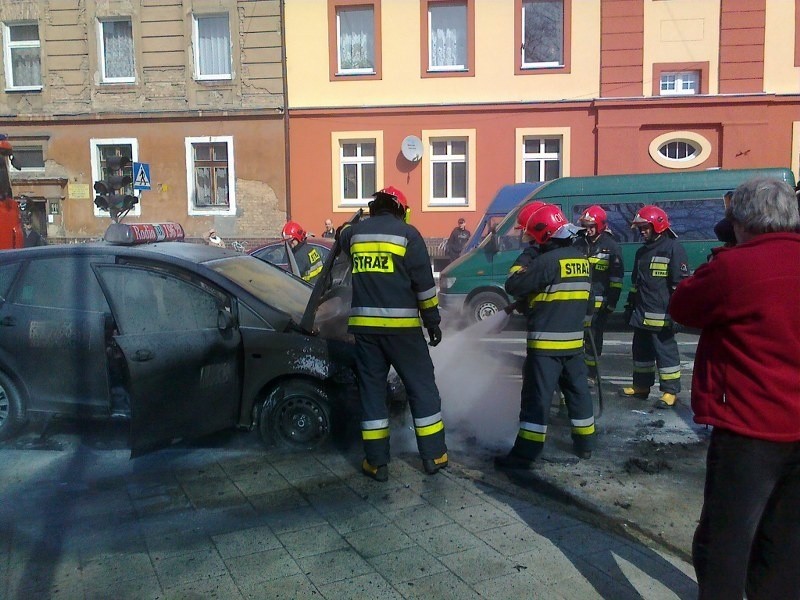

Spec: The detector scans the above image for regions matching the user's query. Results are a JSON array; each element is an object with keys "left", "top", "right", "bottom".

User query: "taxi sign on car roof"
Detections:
[{"left": 104, "top": 222, "right": 185, "bottom": 245}]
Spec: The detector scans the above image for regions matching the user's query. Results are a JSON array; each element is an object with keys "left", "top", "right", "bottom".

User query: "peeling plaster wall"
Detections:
[{"left": 0, "top": 0, "right": 288, "bottom": 240}]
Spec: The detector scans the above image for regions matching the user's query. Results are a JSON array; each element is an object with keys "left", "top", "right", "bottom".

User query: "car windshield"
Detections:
[{"left": 207, "top": 254, "right": 311, "bottom": 323}]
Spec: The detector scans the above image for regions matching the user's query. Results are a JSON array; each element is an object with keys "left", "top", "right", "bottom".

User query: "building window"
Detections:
[
  {"left": 340, "top": 140, "right": 376, "bottom": 206},
  {"left": 658, "top": 141, "right": 698, "bottom": 161},
  {"left": 648, "top": 131, "right": 712, "bottom": 169},
  {"left": 421, "top": 0, "right": 474, "bottom": 77},
  {"left": 186, "top": 136, "right": 235, "bottom": 216},
  {"left": 90, "top": 139, "right": 140, "bottom": 217},
  {"left": 431, "top": 139, "right": 467, "bottom": 205},
  {"left": 660, "top": 71, "right": 699, "bottom": 95},
  {"left": 3, "top": 22, "right": 42, "bottom": 90},
  {"left": 193, "top": 14, "right": 231, "bottom": 80},
  {"left": 521, "top": 0, "right": 564, "bottom": 68},
  {"left": 11, "top": 145, "right": 44, "bottom": 171},
  {"left": 522, "top": 137, "right": 561, "bottom": 182},
  {"left": 337, "top": 6, "right": 375, "bottom": 74},
  {"left": 99, "top": 19, "right": 135, "bottom": 83}
]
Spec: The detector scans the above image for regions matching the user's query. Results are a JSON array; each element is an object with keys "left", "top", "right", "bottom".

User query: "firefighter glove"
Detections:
[{"left": 427, "top": 325, "right": 442, "bottom": 347}]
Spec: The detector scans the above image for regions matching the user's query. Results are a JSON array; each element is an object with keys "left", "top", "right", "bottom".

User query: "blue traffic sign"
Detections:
[{"left": 133, "top": 162, "right": 151, "bottom": 190}]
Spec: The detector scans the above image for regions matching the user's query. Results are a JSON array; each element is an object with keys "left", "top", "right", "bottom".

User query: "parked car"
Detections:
[
  {"left": 0, "top": 234, "right": 385, "bottom": 455},
  {"left": 250, "top": 238, "right": 352, "bottom": 286}
]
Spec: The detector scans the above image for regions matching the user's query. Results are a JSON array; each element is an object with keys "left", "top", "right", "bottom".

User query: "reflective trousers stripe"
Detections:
[
  {"left": 415, "top": 420, "right": 444, "bottom": 437},
  {"left": 349, "top": 316, "right": 421, "bottom": 328},
  {"left": 362, "top": 428, "right": 390, "bottom": 441}
]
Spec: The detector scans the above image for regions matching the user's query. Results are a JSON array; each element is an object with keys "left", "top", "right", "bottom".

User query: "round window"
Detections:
[{"left": 648, "top": 131, "right": 711, "bottom": 169}]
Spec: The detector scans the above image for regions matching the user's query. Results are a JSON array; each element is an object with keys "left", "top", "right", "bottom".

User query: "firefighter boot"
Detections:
[
  {"left": 494, "top": 451, "right": 535, "bottom": 471},
  {"left": 618, "top": 387, "right": 650, "bottom": 400},
  {"left": 422, "top": 452, "right": 448, "bottom": 475},
  {"left": 655, "top": 393, "right": 678, "bottom": 409},
  {"left": 361, "top": 459, "right": 388, "bottom": 482}
]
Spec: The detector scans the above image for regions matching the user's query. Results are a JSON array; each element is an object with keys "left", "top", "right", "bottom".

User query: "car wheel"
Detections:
[
  {"left": 0, "top": 371, "right": 25, "bottom": 442},
  {"left": 258, "top": 380, "right": 332, "bottom": 451},
  {"left": 468, "top": 292, "right": 508, "bottom": 323}
]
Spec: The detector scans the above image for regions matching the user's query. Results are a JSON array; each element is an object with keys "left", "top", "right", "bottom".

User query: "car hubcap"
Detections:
[
  {"left": 277, "top": 397, "right": 328, "bottom": 445},
  {"left": 476, "top": 302, "right": 498, "bottom": 321}
]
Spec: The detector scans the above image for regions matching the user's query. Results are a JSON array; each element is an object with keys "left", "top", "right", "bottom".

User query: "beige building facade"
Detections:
[
  {"left": 0, "top": 0, "right": 287, "bottom": 242},
  {"left": 284, "top": 0, "right": 800, "bottom": 239}
]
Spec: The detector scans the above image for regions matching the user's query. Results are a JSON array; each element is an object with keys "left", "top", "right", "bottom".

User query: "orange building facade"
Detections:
[{"left": 285, "top": 0, "right": 800, "bottom": 238}]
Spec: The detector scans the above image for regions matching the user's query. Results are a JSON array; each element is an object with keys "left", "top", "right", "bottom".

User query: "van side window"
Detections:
[{"left": 572, "top": 198, "right": 724, "bottom": 242}]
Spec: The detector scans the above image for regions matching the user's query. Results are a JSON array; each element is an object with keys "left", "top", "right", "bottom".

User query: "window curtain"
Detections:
[
  {"left": 10, "top": 47, "right": 40, "bottom": 86},
  {"left": 430, "top": 4, "right": 466, "bottom": 68},
  {"left": 197, "top": 15, "right": 231, "bottom": 76},
  {"left": 103, "top": 20, "right": 134, "bottom": 78},
  {"left": 523, "top": 0, "right": 563, "bottom": 64},
  {"left": 339, "top": 8, "right": 373, "bottom": 70}
]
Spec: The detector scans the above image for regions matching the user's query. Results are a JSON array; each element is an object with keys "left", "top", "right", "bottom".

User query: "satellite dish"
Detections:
[{"left": 401, "top": 135, "right": 423, "bottom": 162}]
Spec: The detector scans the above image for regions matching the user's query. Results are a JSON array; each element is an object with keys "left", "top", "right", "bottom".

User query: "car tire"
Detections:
[
  {"left": 258, "top": 380, "right": 332, "bottom": 451},
  {"left": 0, "top": 371, "right": 25, "bottom": 442},
  {"left": 467, "top": 291, "right": 508, "bottom": 323}
]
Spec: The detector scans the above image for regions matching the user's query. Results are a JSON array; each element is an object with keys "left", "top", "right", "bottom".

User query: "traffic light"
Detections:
[{"left": 93, "top": 155, "right": 136, "bottom": 223}]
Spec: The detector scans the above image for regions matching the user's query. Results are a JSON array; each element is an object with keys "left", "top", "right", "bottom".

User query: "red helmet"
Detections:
[
  {"left": 525, "top": 204, "right": 571, "bottom": 245},
  {"left": 515, "top": 201, "right": 547, "bottom": 230},
  {"left": 281, "top": 220, "right": 307, "bottom": 243},
  {"left": 373, "top": 185, "right": 408, "bottom": 211},
  {"left": 578, "top": 205, "right": 608, "bottom": 233},
  {"left": 631, "top": 205, "right": 671, "bottom": 234}
]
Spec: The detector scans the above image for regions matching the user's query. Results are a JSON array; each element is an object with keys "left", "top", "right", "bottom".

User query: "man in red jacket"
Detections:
[{"left": 670, "top": 177, "right": 800, "bottom": 600}]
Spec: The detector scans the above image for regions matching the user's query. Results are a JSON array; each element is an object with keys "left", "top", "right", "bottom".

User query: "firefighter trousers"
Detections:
[
  {"left": 354, "top": 332, "right": 446, "bottom": 466},
  {"left": 631, "top": 327, "right": 681, "bottom": 394},
  {"left": 512, "top": 351, "right": 596, "bottom": 461},
  {"left": 584, "top": 309, "right": 610, "bottom": 377}
]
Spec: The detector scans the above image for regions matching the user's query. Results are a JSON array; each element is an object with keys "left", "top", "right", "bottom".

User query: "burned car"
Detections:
[{"left": 0, "top": 224, "right": 381, "bottom": 455}]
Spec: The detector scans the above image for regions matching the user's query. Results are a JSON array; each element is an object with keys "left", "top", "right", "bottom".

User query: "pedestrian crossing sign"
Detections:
[{"left": 133, "top": 162, "right": 151, "bottom": 191}]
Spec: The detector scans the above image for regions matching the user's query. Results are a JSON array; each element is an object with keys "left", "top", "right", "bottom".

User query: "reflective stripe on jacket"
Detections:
[{"left": 340, "top": 212, "right": 440, "bottom": 334}]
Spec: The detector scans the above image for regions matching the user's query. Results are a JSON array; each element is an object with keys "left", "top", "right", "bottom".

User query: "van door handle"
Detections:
[
  {"left": 133, "top": 349, "right": 154, "bottom": 362},
  {"left": 0, "top": 316, "right": 16, "bottom": 327}
]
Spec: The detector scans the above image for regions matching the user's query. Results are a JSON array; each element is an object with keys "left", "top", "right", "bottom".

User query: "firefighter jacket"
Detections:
[
  {"left": 625, "top": 234, "right": 689, "bottom": 331},
  {"left": 574, "top": 231, "right": 624, "bottom": 312},
  {"left": 505, "top": 241, "right": 592, "bottom": 356},
  {"left": 293, "top": 241, "right": 324, "bottom": 283},
  {"left": 339, "top": 211, "right": 440, "bottom": 334}
]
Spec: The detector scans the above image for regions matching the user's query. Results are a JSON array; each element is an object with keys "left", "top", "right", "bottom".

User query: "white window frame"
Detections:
[
  {"left": 3, "top": 21, "right": 42, "bottom": 91},
  {"left": 521, "top": 0, "right": 564, "bottom": 69},
  {"left": 98, "top": 18, "right": 136, "bottom": 84},
  {"left": 90, "top": 138, "right": 141, "bottom": 218},
  {"left": 515, "top": 127, "right": 570, "bottom": 182},
  {"left": 185, "top": 136, "right": 236, "bottom": 216},
  {"left": 659, "top": 71, "right": 699, "bottom": 96},
  {"left": 336, "top": 6, "right": 375, "bottom": 75},
  {"left": 648, "top": 131, "right": 711, "bottom": 169},
  {"left": 427, "top": 2, "right": 468, "bottom": 72},
  {"left": 330, "top": 131, "right": 384, "bottom": 212},
  {"left": 429, "top": 138, "right": 468, "bottom": 206},
  {"left": 338, "top": 140, "right": 377, "bottom": 207},
  {"left": 192, "top": 13, "right": 232, "bottom": 81},
  {"left": 11, "top": 144, "right": 45, "bottom": 172},
  {"left": 521, "top": 136, "right": 562, "bottom": 182}
]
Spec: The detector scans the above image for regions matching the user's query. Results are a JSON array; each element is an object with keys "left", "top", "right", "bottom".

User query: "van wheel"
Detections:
[
  {"left": 0, "top": 371, "right": 25, "bottom": 442},
  {"left": 468, "top": 292, "right": 508, "bottom": 323},
  {"left": 258, "top": 380, "right": 332, "bottom": 451}
]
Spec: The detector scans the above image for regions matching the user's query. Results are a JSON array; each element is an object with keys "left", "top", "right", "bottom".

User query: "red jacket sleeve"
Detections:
[{"left": 669, "top": 252, "right": 731, "bottom": 329}]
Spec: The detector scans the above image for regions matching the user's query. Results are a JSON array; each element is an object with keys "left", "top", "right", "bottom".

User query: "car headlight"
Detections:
[{"left": 439, "top": 276, "right": 456, "bottom": 292}]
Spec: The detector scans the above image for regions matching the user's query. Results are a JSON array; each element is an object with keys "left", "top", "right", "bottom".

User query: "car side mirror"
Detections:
[{"left": 217, "top": 310, "right": 235, "bottom": 332}]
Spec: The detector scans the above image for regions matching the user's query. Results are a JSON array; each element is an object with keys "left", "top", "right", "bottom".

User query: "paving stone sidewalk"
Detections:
[{"left": 1, "top": 438, "right": 698, "bottom": 600}]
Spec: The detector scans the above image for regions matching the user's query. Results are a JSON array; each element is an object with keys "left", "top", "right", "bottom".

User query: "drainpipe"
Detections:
[{"left": 280, "top": 0, "right": 292, "bottom": 220}]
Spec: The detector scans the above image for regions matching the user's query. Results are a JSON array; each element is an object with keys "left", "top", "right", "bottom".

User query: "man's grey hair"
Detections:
[{"left": 728, "top": 178, "right": 800, "bottom": 234}]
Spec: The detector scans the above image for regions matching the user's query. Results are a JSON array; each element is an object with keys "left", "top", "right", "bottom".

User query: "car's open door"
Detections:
[{"left": 95, "top": 264, "right": 242, "bottom": 457}]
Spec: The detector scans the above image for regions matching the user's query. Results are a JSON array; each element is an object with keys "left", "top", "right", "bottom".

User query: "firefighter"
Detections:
[
  {"left": 281, "top": 220, "right": 324, "bottom": 284},
  {"left": 618, "top": 205, "right": 689, "bottom": 409},
  {"left": 338, "top": 186, "right": 447, "bottom": 481},
  {"left": 575, "top": 205, "right": 624, "bottom": 380},
  {"left": 496, "top": 205, "right": 595, "bottom": 469}
]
